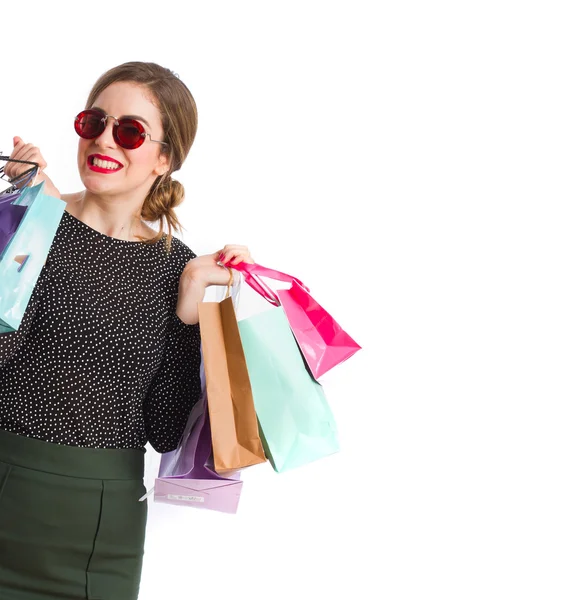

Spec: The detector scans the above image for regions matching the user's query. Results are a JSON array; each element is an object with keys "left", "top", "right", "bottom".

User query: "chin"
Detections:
[{"left": 80, "top": 174, "right": 120, "bottom": 196}]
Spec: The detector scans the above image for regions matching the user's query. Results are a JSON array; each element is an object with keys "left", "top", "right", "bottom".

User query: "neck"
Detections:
[{"left": 74, "top": 190, "right": 145, "bottom": 241}]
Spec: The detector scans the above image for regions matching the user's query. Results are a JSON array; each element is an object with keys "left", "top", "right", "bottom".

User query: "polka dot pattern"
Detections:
[{"left": 0, "top": 211, "right": 201, "bottom": 453}]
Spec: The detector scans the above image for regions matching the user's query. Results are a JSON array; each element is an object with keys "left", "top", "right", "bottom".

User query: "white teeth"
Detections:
[{"left": 93, "top": 157, "right": 120, "bottom": 170}]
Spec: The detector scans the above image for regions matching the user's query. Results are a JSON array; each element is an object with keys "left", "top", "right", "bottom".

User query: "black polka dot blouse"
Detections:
[{"left": 0, "top": 211, "right": 202, "bottom": 453}]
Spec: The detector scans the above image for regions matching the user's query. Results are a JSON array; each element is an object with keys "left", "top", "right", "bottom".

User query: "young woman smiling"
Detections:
[{"left": 0, "top": 62, "right": 252, "bottom": 600}]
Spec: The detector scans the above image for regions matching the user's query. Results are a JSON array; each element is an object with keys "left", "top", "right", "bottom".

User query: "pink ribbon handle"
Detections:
[
  {"left": 243, "top": 272, "right": 280, "bottom": 306},
  {"left": 231, "top": 261, "right": 310, "bottom": 306}
]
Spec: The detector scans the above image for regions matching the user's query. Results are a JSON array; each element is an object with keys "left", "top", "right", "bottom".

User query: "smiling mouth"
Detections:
[{"left": 88, "top": 155, "right": 123, "bottom": 172}]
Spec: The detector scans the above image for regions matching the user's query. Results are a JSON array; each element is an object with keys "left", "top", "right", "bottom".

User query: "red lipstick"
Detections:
[{"left": 87, "top": 154, "right": 123, "bottom": 173}]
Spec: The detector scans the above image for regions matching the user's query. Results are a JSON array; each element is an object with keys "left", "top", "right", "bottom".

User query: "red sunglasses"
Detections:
[{"left": 74, "top": 109, "right": 168, "bottom": 150}]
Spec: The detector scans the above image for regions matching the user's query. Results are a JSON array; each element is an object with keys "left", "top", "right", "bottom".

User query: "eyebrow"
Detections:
[{"left": 92, "top": 106, "right": 151, "bottom": 128}]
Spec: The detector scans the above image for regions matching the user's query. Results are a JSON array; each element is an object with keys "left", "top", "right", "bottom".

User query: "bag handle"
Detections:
[
  {"left": 0, "top": 156, "right": 40, "bottom": 192},
  {"left": 243, "top": 272, "right": 280, "bottom": 306},
  {"left": 231, "top": 261, "right": 310, "bottom": 306}
]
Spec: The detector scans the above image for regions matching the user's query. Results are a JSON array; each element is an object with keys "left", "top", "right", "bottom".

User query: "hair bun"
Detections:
[
  {"left": 139, "top": 174, "right": 185, "bottom": 243},
  {"left": 166, "top": 176, "right": 185, "bottom": 209}
]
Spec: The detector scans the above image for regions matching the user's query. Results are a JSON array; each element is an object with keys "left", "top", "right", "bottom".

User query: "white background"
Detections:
[{"left": 3, "top": 1, "right": 577, "bottom": 598}]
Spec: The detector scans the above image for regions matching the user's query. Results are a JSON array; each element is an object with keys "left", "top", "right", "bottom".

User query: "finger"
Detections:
[
  {"left": 4, "top": 150, "right": 43, "bottom": 180},
  {"left": 17, "top": 147, "right": 39, "bottom": 163},
  {"left": 223, "top": 252, "right": 253, "bottom": 266},
  {"left": 214, "top": 250, "right": 227, "bottom": 265},
  {"left": 13, "top": 148, "right": 45, "bottom": 174},
  {"left": 20, "top": 147, "right": 45, "bottom": 169},
  {"left": 220, "top": 245, "right": 250, "bottom": 260},
  {"left": 5, "top": 138, "right": 26, "bottom": 173},
  {"left": 221, "top": 244, "right": 248, "bottom": 254},
  {"left": 4, "top": 158, "right": 21, "bottom": 179},
  {"left": 10, "top": 143, "right": 34, "bottom": 162},
  {"left": 5, "top": 154, "right": 34, "bottom": 180},
  {"left": 228, "top": 254, "right": 248, "bottom": 265},
  {"left": 10, "top": 137, "right": 25, "bottom": 159},
  {"left": 220, "top": 250, "right": 236, "bottom": 264}
]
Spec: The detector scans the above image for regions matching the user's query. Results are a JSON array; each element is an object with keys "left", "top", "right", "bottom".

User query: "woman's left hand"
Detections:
[
  {"left": 183, "top": 244, "right": 254, "bottom": 288},
  {"left": 175, "top": 244, "right": 254, "bottom": 325}
]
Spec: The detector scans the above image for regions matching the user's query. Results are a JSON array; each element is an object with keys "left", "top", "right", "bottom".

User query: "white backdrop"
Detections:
[{"left": 3, "top": 1, "right": 577, "bottom": 599}]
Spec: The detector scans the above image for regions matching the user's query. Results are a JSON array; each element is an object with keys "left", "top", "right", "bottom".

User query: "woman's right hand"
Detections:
[
  {"left": 4, "top": 136, "right": 60, "bottom": 198},
  {"left": 4, "top": 137, "right": 47, "bottom": 180}
]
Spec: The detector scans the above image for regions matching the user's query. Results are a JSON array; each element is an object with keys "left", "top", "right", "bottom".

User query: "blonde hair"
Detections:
[{"left": 85, "top": 61, "right": 198, "bottom": 252}]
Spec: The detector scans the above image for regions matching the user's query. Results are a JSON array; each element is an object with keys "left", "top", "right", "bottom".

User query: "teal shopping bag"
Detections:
[
  {"left": 238, "top": 307, "right": 339, "bottom": 472},
  {"left": 0, "top": 182, "right": 66, "bottom": 334}
]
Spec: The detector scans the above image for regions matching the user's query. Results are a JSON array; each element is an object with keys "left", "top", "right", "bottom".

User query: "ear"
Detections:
[{"left": 153, "top": 151, "right": 170, "bottom": 177}]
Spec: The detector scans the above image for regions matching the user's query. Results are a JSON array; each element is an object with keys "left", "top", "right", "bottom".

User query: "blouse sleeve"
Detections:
[{"left": 143, "top": 244, "right": 202, "bottom": 453}]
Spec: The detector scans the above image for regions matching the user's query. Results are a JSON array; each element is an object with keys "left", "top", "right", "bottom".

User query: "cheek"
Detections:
[
  {"left": 77, "top": 140, "right": 89, "bottom": 166},
  {"left": 77, "top": 139, "right": 93, "bottom": 156},
  {"left": 126, "top": 148, "right": 163, "bottom": 171}
]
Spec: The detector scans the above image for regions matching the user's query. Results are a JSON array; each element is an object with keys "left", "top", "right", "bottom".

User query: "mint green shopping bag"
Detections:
[
  {"left": 237, "top": 307, "right": 339, "bottom": 472},
  {"left": 0, "top": 182, "right": 66, "bottom": 334}
]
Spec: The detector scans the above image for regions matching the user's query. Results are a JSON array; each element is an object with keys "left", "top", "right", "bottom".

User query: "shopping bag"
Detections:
[
  {"left": 198, "top": 295, "right": 266, "bottom": 473},
  {"left": 0, "top": 155, "right": 42, "bottom": 254},
  {"left": 233, "top": 261, "right": 361, "bottom": 380},
  {"left": 0, "top": 181, "right": 66, "bottom": 334},
  {"left": 0, "top": 191, "right": 27, "bottom": 255},
  {"left": 155, "top": 356, "right": 243, "bottom": 514},
  {"left": 237, "top": 306, "right": 340, "bottom": 473}
]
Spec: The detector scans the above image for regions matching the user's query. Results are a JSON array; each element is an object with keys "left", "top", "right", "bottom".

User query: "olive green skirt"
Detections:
[{"left": 0, "top": 428, "right": 147, "bottom": 600}]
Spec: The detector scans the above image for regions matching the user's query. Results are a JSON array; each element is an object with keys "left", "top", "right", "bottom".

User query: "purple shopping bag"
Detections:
[
  {"left": 0, "top": 191, "right": 27, "bottom": 256},
  {"left": 0, "top": 157, "right": 41, "bottom": 255},
  {"left": 154, "top": 357, "right": 243, "bottom": 514}
]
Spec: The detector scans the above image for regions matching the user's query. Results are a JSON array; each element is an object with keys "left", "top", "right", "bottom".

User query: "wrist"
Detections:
[
  {"left": 175, "top": 310, "right": 198, "bottom": 326},
  {"left": 175, "top": 278, "right": 206, "bottom": 325},
  {"left": 40, "top": 174, "right": 61, "bottom": 199}
]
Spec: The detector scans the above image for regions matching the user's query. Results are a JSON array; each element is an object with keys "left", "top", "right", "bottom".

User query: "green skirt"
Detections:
[{"left": 0, "top": 428, "right": 147, "bottom": 600}]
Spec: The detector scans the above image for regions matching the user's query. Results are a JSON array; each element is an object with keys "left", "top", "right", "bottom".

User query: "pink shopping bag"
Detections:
[{"left": 231, "top": 261, "right": 361, "bottom": 380}]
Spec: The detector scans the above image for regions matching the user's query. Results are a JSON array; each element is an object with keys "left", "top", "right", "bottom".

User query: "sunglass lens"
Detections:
[
  {"left": 115, "top": 120, "right": 145, "bottom": 149},
  {"left": 75, "top": 111, "right": 103, "bottom": 139}
]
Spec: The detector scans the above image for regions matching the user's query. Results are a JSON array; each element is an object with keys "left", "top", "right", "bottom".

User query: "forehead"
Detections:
[{"left": 91, "top": 81, "right": 161, "bottom": 126}]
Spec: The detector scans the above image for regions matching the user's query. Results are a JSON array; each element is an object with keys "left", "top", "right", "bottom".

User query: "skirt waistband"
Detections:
[{"left": 0, "top": 428, "right": 144, "bottom": 480}]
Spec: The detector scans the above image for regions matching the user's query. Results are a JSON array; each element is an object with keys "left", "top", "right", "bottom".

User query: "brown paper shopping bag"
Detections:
[{"left": 198, "top": 295, "right": 266, "bottom": 473}]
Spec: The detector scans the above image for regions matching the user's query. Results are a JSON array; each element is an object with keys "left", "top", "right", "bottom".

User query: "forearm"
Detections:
[
  {"left": 144, "top": 314, "right": 202, "bottom": 452},
  {"left": 36, "top": 172, "right": 61, "bottom": 199},
  {"left": 12, "top": 171, "right": 60, "bottom": 199},
  {"left": 175, "top": 279, "right": 207, "bottom": 325}
]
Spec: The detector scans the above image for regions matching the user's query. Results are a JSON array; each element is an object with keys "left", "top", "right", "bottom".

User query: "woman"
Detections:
[{"left": 0, "top": 62, "right": 252, "bottom": 599}]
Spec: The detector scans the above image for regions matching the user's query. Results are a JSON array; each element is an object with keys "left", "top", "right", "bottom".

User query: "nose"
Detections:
[{"left": 94, "top": 115, "right": 117, "bottom": 149}]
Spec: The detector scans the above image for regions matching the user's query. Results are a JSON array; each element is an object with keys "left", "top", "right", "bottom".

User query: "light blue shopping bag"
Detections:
[
  {"left": 0, "top": 182, "right": 66, "bottom": 334},
  {"left": 238, "top": 307, "right": 339, "bottom": 472}
]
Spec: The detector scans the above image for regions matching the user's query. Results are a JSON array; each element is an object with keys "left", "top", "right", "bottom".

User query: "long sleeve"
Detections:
[{"left": 143, "top": 257, "right": 202, "bottom": 453}]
